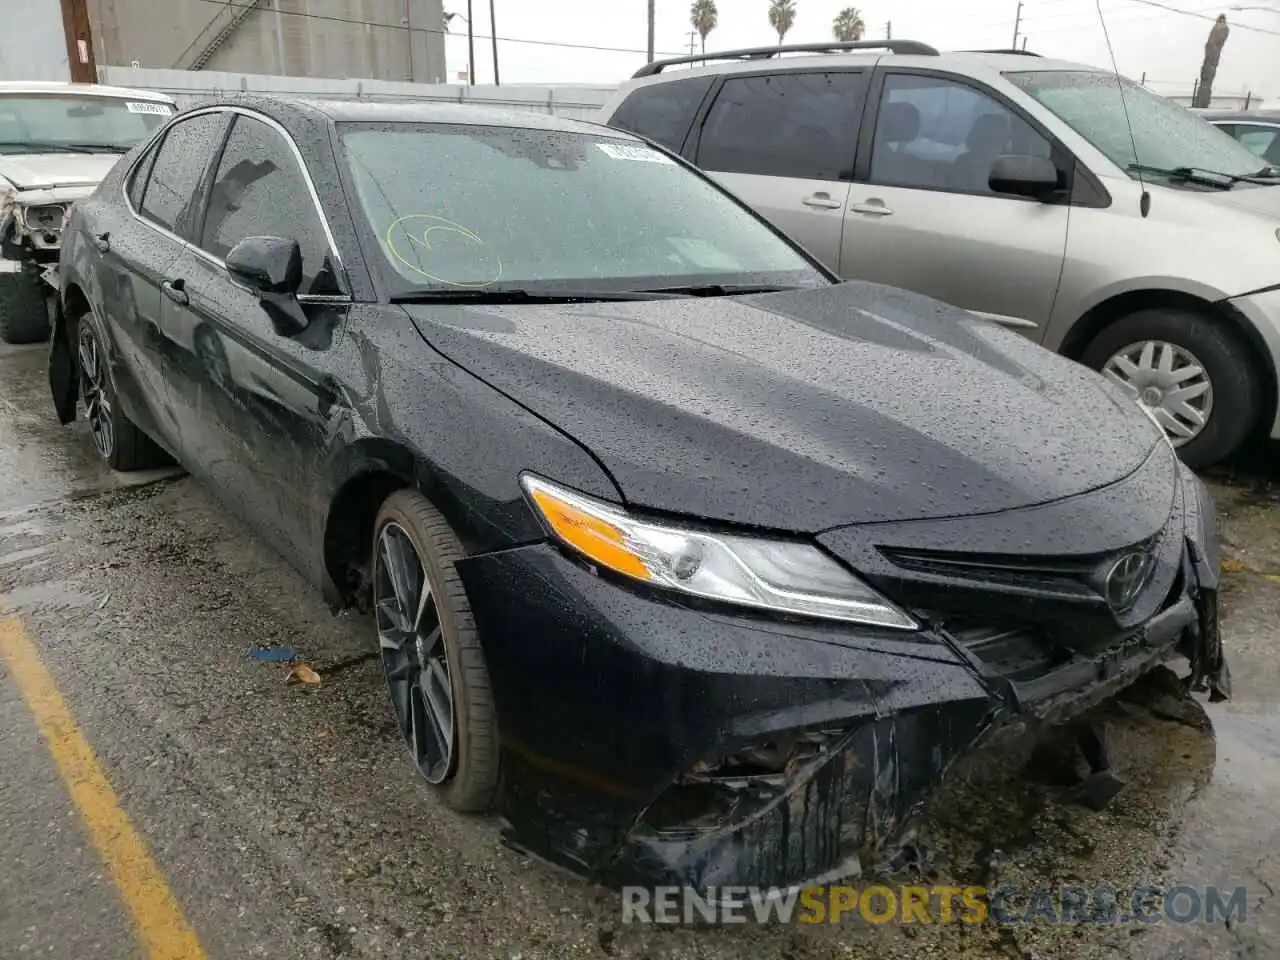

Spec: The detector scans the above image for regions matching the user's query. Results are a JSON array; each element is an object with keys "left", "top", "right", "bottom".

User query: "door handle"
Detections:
[
  {"left": 161, "top": 278, "right": 189, "bottom": 306},
  {"left": 850, "top": 200, "right": 894, "bottom": 217},
  {"left": 801, "top": 192, "right": 843, "bottom": 209},
  {"left": 94, "top": 232, "right": 110, "bottom": 253}
]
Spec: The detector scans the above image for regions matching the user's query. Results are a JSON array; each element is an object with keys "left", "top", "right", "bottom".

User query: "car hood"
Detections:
[
  {"left": 0, "top": 153, "right": 119, "bottom": 191},
  {"left": 1186, "top": 179, "right": 1280, "bottom": 217},
  {"left": 405, "top": 282, "right": 1159, "bottom": 532}
]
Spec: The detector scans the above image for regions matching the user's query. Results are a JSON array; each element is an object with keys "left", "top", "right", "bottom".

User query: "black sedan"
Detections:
[{"left": 49, "top": 96, "right": 1229, "bottom": 896}]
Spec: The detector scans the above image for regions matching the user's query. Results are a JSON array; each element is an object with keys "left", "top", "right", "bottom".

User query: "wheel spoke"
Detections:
[
  {"left": 1138, "top": 341, "right": 1156, "bottom": 372},
  {"left": 1170, "top": 364, "right": 1204, "bottom": 384},
  {"left": 1156, "top": 342, "right": 1175, "bottom": 374},
  {"left": 376, "top": 597, "right": 410, "bottom": 642},
  {"left": 1154, "top": 406, "right": 1196, "bottom": 438},
  {"left": 1103, "top": 368, "right": 1139, "bottom": 395},
  {"left": 1166, "top": 381, "right": 1209, "bottom": 404},
  {"left": 1170, "top": 400, "right": 1207, "bottom": 427},
  {"left": 420, "top": 659, "right": 454, "bottom": 761}
]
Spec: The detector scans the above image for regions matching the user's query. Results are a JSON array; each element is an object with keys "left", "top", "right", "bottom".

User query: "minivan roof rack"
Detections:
[
  {"left": 959, "top": 48, "right": 1042, "bottom": 56},
  {"left": 632, "top": 40, "right": 940, "bottom": 77}
]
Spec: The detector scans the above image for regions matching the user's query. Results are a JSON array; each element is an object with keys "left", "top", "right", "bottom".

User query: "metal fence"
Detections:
[{"left": 98, "top": 66, "right": 617, "bottom": 120}]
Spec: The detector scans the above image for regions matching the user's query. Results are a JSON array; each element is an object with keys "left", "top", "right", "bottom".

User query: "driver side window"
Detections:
[
  {"left": 198, "top": 114, "right": 341, "bottom": 295},
  {"left": 869, "top": 73, "right": 1053, "bottom": 196}
]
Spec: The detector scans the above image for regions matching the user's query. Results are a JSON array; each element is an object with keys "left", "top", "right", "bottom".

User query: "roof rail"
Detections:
[
  {"left": 959, "top": 48, "right": 1042, "bottom": 56},
  {"left": 632, "top": 40, "right": 939, "bottom": 78}
]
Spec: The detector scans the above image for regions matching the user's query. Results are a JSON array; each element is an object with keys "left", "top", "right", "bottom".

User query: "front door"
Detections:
[
  {"left": 692, "top": 70, "right": 867, "bottom": 271},
  {"left": 158, "top": 111, "right": 350, "bottom": 577},
  {"left": 839, "top": 70, "right": 1071, "bottom": 335}
]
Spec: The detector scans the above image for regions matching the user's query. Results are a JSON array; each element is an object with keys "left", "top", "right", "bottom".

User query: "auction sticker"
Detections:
[
  {"left": 595, "top": 142, "right": 674, "bottom": 164},
  {"left": 126, "top": 101, "right": 174, "bottom": 115}
]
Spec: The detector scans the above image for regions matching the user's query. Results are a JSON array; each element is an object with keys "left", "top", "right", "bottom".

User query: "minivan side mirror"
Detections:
[
  {"left": 988, "top": 154, "right": 1062, "bottom": 201},
  {"left": 225, "top": 236, "right": 308, "bottom": 335},
  {"left": 225, "top": 236, "right": 302, "bottom": 295}
]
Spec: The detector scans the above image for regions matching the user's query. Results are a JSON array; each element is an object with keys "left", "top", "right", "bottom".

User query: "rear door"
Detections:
[
  {"left": 687, "top": 70, "right": 867, "bottom": 271},
  {"left": 105, "top": 111, "right": 228, "bottom": 447},
  {"left": 839, "top": 69, "right": 1073, "bottom": 333}
]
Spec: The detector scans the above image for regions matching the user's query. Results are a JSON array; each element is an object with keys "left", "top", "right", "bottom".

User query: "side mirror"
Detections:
[
  {"left": 225, "top": 236, "right": 302, "bottom": 295},
  {"left": 989, "top": 154, "right": 1062, "bottom": 200},
  {"left": 225, "top": 236, "right": 308, "bottom": 335}
]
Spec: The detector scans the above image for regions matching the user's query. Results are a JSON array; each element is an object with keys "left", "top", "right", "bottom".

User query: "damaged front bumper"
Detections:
[{"left": 456, "top": 460, "right": 1227, "bottom": 895}]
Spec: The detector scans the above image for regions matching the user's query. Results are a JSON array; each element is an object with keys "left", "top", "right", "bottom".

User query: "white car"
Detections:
[{"left": 0, "top": 81, "right": 175, "bottom": 343}]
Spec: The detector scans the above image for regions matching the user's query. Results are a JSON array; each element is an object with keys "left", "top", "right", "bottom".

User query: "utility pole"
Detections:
[
  {"left": 489, "top": 0, "right": 499, "bottom": 84},
  {"left": 647, "top": 0, "right": 656, "bottom": 62},
  {"left": 59, "top": 0, "right": 97, "bottom": 82},
  {"left": 466, "top": 0, "right": 475, "bottom": 84},
  {"left": 1020, "top": 35, "right": 1027, "bottom": 50},
  {"left": 1011, "top": 1, "right": 1023, "bottom": 49},
  {"left": 687, "top": 30, "right": 697, "bottom": 55},
  {"left": 885, "top": 20, "right": 892, "bottom": 39}
]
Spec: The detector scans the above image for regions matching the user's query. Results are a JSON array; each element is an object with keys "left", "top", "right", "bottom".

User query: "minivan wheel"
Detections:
[
  {"left": 1081, "top": 308, "right": 1260, "bottom": 468},
  {"left": 372, "top": 490, "right": 500, "bottom": 812},
  {"left": 75, "top": 315, "right": 170, "bottom": 471}
]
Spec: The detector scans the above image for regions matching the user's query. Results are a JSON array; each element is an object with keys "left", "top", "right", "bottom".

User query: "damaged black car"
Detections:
[{"left": 49, "top": 96, "right": 1229, "bottom": 897}]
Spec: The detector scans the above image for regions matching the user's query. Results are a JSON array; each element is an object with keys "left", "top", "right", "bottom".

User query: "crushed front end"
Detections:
[{"left": 456, "top": 444, "right": 1226, "bottom": 896}]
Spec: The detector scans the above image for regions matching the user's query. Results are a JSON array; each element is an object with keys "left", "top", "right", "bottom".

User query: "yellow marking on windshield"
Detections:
[{"left": 385, "top": 213, "right": 504, "bottom": 288}]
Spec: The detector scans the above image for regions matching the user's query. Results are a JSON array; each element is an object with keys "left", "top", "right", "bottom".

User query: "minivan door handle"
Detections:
[
  {"left": 161, "top": 278, "right": 189, "bottom": 306},
  {"left": 801, "top": 192, "right": 843, "bottom": 209},
  {"left": 850, "top": 199, "right": 894, "bottom": 217}
]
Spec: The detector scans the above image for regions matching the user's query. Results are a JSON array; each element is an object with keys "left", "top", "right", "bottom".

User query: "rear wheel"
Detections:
[
  {"left": 1081, "top": 308, "right": 1261, "bottom": 468},
  {"left": 75, "top": 314, "right": 170, "bottom": 471},
  {"left": 0, "top": 270, "right": 51, "bottom": 344},
  {"left": 373, "top": 490, "right": 500, "bottom": 812}
]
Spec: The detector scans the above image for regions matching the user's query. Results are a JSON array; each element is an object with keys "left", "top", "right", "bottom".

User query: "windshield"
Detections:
[
  {"left": 1005, "top": 70, "right": 1267, "bottom": 183},
  {"left": 0, "top": 95, "right": 173, "bottom": 152},
  {"left": 339, "top": 123, "right": 828, "bottom": 294}
]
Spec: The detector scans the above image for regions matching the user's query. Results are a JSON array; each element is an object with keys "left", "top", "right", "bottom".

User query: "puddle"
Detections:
[
  {"left": 0, "top": 546, "right": 56, "bottom": 568},
  {"left": 0, "top": 581, "right": 100, "bottom": 613}
]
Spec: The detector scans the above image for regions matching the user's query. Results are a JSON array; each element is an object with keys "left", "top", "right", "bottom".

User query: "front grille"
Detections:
[{"left": 945, "top": 622, "right": 1065, "bottom": 681}]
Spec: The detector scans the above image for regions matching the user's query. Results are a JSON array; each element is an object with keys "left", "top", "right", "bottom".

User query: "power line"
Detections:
[
  {"left": 1116, "top": 0, "right": 1280, "bottom": 34},
  {"left": 185, "top": 0, "right": 691, "bottom": 57}
]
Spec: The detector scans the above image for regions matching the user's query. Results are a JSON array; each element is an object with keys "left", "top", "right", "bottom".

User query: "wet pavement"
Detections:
[{"left": 0, "top": 336, "right": 1277, "bottom": 959}]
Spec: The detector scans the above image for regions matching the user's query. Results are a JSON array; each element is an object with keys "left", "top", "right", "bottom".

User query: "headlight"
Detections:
[
  {"left": 521, "top": 474, "right": 918, "bottom": 630},
  {"left": 20, "top": 203, "right": 67, "bottom": 233}
]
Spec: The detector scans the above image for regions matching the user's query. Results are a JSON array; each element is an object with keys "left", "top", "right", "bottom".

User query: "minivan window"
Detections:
[
  {"left": 608, "top": 76, "right": 713, "bottom": 152},
  {"left": 1006, "top": 70, "right": 1267, "bottom": 182},
  {"left": 696, "top": 72, "right": 864, "bottom": 181},
  {"left": 340, "top": 123, "right": 828, "bottom": 293},
  {"left": 1232, "top": 124, "right": 1280, "bottom": 164},
  {"left": 871, "top": 73, "right": 1052, "bottom": 194},
  {"left": 137, "top": 113, "right": 227, "bottom": 236}
]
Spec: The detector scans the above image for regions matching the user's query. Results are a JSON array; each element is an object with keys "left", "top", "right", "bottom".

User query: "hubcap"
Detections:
[
  {"left": 77, "top": 324, "right": 114, "bottom": 459},
  {"left": 374, "top": 521, "right": 455, "bottom": 785},
  {"left": 1101, "top": 340, "right": 1213, "bottom": 447}
]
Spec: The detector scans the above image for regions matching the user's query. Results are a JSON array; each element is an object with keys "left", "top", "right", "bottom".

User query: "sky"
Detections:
[{"left": 438, "top": 0, "right": 1280, "bottom": 100}]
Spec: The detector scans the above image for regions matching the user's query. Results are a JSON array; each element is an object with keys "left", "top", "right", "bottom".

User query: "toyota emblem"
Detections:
[{"left": 1104, "top": 551, "right": 1149, "bottom": 609}]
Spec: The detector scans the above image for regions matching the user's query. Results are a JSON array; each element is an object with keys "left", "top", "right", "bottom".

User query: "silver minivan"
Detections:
[{"left": 599, "top": 41, "right": 1280, "bottom": 467}]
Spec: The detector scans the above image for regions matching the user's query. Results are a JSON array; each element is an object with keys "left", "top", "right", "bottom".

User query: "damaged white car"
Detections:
[{"left": 0, "top": 81, "right": 174, "bottom": 343}]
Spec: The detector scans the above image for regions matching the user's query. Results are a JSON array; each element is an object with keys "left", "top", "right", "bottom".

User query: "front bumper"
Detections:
[{"left": 455, "top": 465, "right": 1226, "bottom": 894}]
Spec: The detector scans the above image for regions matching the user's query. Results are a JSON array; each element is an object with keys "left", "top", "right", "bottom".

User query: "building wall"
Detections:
[
  {"left": 0, "top": 0, "right": 71, "bottom": 81},
  {"left": 88, "top": 0, "right": 446, "bottom": 83}
]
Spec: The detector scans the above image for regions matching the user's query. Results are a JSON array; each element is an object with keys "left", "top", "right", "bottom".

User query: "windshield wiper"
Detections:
[
  {"left": 62, "top": 142, "right": 130, "bottom": 153},
  {"left": 636, "top": 283, "right": 801, "bottom": 297},
  {"left": 390, "top": 287, "right": 685, "bottom": 304},
  {"left": 0, "top": 140, "right": 101, "bottom": 154},
  {"left": 1127, "top": 163, "right": 1279, "bottom": 188}
]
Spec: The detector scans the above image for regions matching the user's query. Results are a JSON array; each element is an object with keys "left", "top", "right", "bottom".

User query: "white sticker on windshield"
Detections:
[
  {"left": 126, "top": 101, "right": 173, "bottom": 115},
  {"left": 595, "top": 142, "right": 674, "bottom": 164}
]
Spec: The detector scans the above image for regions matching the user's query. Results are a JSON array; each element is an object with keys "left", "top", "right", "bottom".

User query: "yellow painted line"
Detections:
[{"left": 0, "top": 614, "right": 206, "bottom": 960}]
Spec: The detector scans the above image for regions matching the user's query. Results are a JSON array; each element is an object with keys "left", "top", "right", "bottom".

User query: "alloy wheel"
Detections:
[
  {"left": 374, "top": 520, "right": 455, "bottom": 784},
  {"left": 78, "top": 324, "right": 114, "bottom": 459},
  {"left": 1101, "top": 340, "right": 1214, "bottom": 447}
]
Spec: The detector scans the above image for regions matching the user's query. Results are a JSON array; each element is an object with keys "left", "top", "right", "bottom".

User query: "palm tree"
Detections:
[
  {"left": 768, "top": 0, "right": 796, "bottom": 45},
  {"left": 832, "top": 6, "right": 865, "bottom": 41},
  {"left": 1193, "top": 14, "right": 1230, "bottom": 108},
  {"left": 690, "top": 0, "right": 718, "bottom": 54}
]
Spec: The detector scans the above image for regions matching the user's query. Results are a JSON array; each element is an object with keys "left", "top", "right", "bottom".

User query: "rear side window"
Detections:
[
  {"left": 138, "top": 112, "right": 227, "bottom": 237},
  {"left": 608, "top": 77, "right": 713, "bottom": 152},
  {"left": 695, "top": 72, "right": 865, "bottom": 181}
]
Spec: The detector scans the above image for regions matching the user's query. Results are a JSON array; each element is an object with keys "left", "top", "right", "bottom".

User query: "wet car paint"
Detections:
[{"left": 47, "top": 95, "right": 1229, "bottom": 896}]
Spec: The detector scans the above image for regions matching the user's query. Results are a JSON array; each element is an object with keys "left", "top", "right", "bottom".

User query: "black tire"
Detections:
[
  {"left": 1080, "top": 308, "right": 1261, "bottom": 469},
  {"left": 373, "top": 490, "right": 500, "bottom": 812},
  {"left": 74, "top": 312, "right": 172, "bottom": 472},
  {"left": 0, "top": 270, "right": 52, "bottom": 344}
]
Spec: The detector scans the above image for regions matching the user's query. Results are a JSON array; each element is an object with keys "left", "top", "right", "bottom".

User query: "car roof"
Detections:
[
  {"left": 0, "top": 80, "right": 174, "bottom": 103},
  {"left": 194, "top": 94, "right": 638, "bottom": 138},
  {"left": 1200, "top": 110, "right": 1280, "bottom": 122},
  {"left": 623, "top": 46, "right": 1102, "bottom": 86}
]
